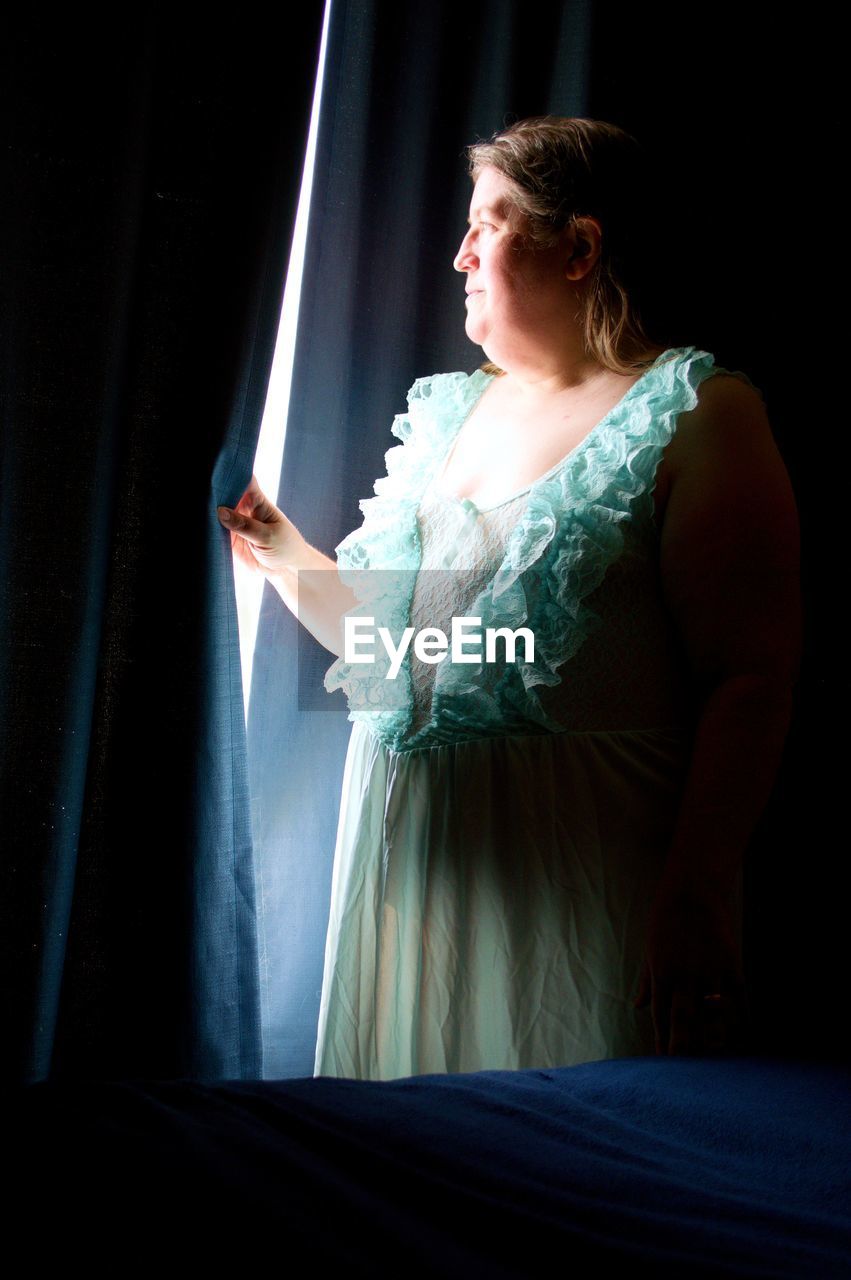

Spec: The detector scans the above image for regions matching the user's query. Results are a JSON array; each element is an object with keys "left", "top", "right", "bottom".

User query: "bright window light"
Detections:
[{"left": 232, "top": 0, "right": 332, "bottom": 719}]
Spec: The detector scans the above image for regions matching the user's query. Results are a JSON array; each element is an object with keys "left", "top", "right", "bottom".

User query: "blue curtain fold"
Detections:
[{"left": 0, "top": 1, "right": 324, "bottom": 1083}]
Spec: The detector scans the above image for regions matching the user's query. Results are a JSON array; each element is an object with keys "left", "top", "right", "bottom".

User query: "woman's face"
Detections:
[{"left": 453, "top": 166, "right": 575, "bottom": 368}]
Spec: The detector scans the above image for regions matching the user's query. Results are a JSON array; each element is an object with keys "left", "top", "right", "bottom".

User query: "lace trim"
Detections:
[
  {"left": 324, "top": 347, "right": 752, "bottom": 751},
  {"left": 323, "top": 371, "right": 493, "bottom": 746}
]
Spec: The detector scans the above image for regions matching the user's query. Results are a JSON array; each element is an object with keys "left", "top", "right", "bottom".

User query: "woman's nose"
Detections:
[{"left": 453, "top": 229, "right": 476, "bottom": 273}]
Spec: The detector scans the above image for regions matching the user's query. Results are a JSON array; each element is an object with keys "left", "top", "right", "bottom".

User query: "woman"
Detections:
[{"left": 218, "top": 117, "right": 801, "bottom": 1078}]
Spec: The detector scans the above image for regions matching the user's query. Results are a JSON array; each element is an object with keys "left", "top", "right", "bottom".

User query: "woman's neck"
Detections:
[{"left": 482, "top": 336, "right": 667, "bottom": 401}]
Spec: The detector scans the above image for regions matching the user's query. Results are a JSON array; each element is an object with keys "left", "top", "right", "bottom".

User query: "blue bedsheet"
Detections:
[{"left": 7, "top": 1055, "right": 850, "bottom": 1276}]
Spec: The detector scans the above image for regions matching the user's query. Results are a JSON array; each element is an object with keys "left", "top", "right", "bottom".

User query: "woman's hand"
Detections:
[
  {"left": 217, "top": 475, "right": 303, "bottom": 578},
  {"left": 634, "top": 879, "right": 751, "bottom": 1056},
  {"left": 218, "top": 477, "right": 354, "bottom": 655}
]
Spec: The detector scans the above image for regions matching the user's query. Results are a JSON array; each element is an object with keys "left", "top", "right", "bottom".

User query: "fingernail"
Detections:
[{"left": 218, "top": 507, "right": 231, "bottom": 523}]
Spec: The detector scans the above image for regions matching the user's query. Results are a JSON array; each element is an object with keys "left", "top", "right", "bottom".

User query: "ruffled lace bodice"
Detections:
[{"left": 323, "top": 347, "right": 761, "bottom": 753}]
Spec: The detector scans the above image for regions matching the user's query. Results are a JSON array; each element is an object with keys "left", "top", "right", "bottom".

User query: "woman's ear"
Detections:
[{"left": 563, "top": 215, "right": 603, "bottom": 281}]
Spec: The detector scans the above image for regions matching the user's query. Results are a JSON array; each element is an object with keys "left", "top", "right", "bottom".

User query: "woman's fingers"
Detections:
[
  {"left": 217, "top": 482, "right": 301, "bottom": 578},
  {"left": 701, "top": 994, "right": 728, "bottom": 1053},
  {"left": 640, "top": 883, "right": 749, "bottom": 1058},
  {"left": 217, "top": 506, "right": 273, "bottom": 546},
  {"left": 667, "top": 987, "right": 698, "bottom": 1055},
  {"left": 650, "top": 976, "right": 672, "bottom": 1056},
  {"left": 651, "top": 975, "right": 749, "bottom": 1057},
  {"left": 237, "top": 474, "right": 280, "bottom": 522},
  {"left": 219, "top": 476, "right": 287, "bottom": 532},
  {"left": 219, "top": 477, "right": 274, "bottom": 530}
]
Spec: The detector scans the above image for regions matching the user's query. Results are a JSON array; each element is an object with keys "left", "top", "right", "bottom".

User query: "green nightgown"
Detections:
[{"left": 315, "top": 346, "right": 753, "bottom": 1080}]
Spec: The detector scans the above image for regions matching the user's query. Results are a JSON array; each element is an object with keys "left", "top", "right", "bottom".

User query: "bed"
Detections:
[{"left": 7, "top": 1053, "right": 850, "bottom": 1276}]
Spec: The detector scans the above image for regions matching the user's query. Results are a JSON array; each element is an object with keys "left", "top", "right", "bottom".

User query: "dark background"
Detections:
[{"left": 591, "top": 6, "right": 839, "bottom": 1063}]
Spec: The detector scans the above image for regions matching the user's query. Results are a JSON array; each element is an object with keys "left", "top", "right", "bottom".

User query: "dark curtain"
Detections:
[
  {"left": 249, "top": 0, "right": 840, "bottom": 1077},
  {"left": 0, "top": 1, "right": 324, "bottom": 1083}
]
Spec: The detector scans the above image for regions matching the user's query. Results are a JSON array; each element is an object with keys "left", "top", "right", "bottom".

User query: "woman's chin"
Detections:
[
  {"left": 464, "top": 319, "right": 484, "bottom": 347},
  {"left": 464, "top": 320, "right": 506, "bottom": 368},
  {"left": 465, "top": 324, "right": 493, "bottom": 358}
]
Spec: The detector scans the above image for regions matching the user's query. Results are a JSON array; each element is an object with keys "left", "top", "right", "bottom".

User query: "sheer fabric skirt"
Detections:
[{"left": 314, "top": 719, "right": 740, "bottom": 1080}]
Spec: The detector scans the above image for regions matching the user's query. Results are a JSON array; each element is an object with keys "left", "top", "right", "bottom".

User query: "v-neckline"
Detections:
[{"left": 432, "top": 348, "right": 680, "bottom": 513}]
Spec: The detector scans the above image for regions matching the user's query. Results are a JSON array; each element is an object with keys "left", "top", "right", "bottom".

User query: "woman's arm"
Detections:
[
  {"left": 218, "top": 476, "right": 360, "bottom": 657},
  {"left": 636, "top": 373, "right": 802, "bottom": 1054}
]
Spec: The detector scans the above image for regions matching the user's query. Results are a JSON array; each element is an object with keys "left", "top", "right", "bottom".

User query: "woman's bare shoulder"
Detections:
[
  {"left": 656, "top": 369, "right": 800, "bottom": 687},
  {"left": 667, "top": 371, "right": 773, "bottom": 467},
  {"left": 658, "top": 367, "right": 799, "bottom": 562},
  {"left": 654, "top": 371, "right": 780, "bottom": 519}
]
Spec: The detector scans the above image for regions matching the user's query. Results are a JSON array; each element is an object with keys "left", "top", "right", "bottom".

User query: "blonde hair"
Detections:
[{"left": 466, "top": 116, "right": 659, "bottom": 376}]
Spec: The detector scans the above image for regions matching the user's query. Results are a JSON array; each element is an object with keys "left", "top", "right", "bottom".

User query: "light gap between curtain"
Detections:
[{"left": 233, "top": 0, "right": 333, "bottom": 717}]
